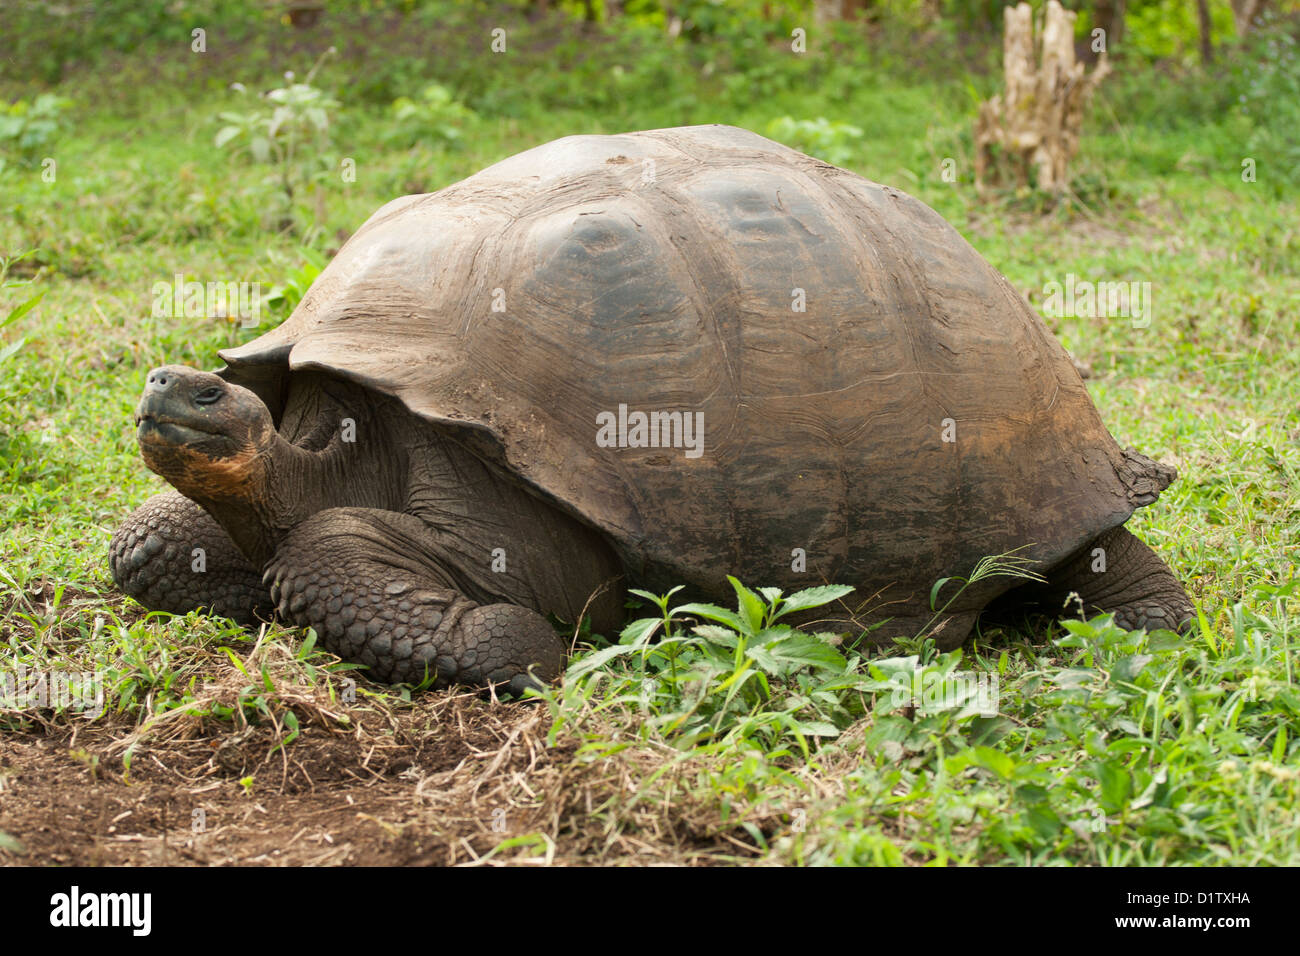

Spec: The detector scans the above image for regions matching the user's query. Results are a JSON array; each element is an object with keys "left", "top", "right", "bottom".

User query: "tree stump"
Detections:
[{"left": 975, "top": 0, "right": 1110, "bottom": 194}]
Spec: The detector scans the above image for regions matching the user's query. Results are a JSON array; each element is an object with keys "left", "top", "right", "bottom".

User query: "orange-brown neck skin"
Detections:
[
  {"left": 138, "top": 388, "right": 408, "bottom": 569},
  {"left": 139, "top": 422, "right": 284, "bottom": 567}
]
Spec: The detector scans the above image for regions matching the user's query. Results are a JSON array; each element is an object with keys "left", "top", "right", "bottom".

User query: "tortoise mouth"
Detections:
[{"left": 136, "top": 413, "right": 226, "bottom": 447}]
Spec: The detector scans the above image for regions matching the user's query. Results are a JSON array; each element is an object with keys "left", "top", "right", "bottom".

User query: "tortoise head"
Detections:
[{"left": 135, "top": 366, "right": 276, "bottom": 502}]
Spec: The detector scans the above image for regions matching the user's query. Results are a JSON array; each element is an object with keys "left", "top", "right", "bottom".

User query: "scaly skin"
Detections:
[
  {"left": 1012, "top": 525, "right": 1195, "bottom": 632},
  {"left": 261, "top": 508, "right": 566, "bottom": 692},
  {"left": 109, "top": 491, "right": 270, "bottom": 625}
]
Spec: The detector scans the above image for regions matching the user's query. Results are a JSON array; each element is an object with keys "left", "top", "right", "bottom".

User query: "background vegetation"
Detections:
[{"left": 0, "top": 0, "right": 1297, "bottom": 864}]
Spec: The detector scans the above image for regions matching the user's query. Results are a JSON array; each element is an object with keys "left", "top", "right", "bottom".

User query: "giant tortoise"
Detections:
[{"left": 110, "top": 124, "right": 1194, "bottom": 693}]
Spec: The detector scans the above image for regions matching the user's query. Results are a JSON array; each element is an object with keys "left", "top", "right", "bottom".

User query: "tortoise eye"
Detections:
[{"left": 194, "top": 386, "right": 223, "bottom": 406}]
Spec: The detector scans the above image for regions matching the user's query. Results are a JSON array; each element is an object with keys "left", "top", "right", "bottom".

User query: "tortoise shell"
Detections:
[{"left": 220, "top": 125, "right": 1170, "bottom": 632}]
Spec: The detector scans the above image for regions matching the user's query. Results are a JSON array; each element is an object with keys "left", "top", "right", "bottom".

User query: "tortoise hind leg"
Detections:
[
  {"left": 1027, "top": 525, "right": 1194, "bottom": 633},
  {"left": 110, "top": 491, "right": 271, "bottom": 625}
]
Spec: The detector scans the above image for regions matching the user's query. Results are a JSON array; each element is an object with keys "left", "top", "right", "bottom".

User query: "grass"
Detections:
[{"left": 0, "top": 5, "right": 1297, "bottom": 865}]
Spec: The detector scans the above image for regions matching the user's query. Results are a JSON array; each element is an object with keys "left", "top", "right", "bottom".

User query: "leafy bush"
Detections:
[
  {"left": 1124, "top": 0, "right": 1238, "bottom": 62},
  {"left": 1232, "top": 19, "right": 1300, "bottom": 194},
  {"left": 548, "top": 579, "right": 861, "bottom": 754},
  {"left": 0, "top": 250, "right": 45, "bottom": 478},
  {"left": 545, "top": 572, "right": 1025, "bottom": 758},
  {"left": 383, "top": 85, "right": 478, "bottom": 149},
  {"left": 213, "top": 51, "right": 341, "bottom": 231},
  {"left": 0, "top": 94, "right": 73, "bottom": 169},
  {"left": 261, "top": 247, "right": 327, "bottom": 322},
  {"left": 765, "top": 116, "right": 865, "bottom": 166},
  {"left": 0, "top": 0, "right": 268, "bottom": 84},
  {"left": 0, "top": 251, "right": 43, "bottom": 375},
  {"left": 217, "top": 79, "right": 338, "bottom": 194}
]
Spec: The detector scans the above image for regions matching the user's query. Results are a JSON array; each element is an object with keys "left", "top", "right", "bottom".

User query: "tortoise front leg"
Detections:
[
  {"left": 109, "top": 491, "right": 271, "bottom": 625},
  {"left": 262, "top": 508, "right": 566, "bottom": 694}
]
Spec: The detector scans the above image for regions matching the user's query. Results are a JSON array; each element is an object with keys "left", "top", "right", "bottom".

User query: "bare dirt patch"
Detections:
[
  {"left": 0, "top": 688, "right": 760, "bottom": 866},
  {"left": 0, "top": 695, "right": 573, "bottom": 865},
  {"left": 2, "top": 582, "right": 765, "bottom": 866}
]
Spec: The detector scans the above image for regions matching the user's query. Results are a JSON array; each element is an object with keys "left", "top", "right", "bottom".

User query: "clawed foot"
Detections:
[
  {"left": 263, "top": 508, "right": 566, "bottom": 692},
  {"left": 110, "top": 491, "right": 270, "bottom": 624},
  {"left": 1111, "top": 601, "right": 1194, "bottom": 634}
]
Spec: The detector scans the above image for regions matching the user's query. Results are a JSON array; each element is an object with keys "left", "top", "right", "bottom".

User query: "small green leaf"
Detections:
[
  {"left": 221, "top": 646, "right": 250, "bottom": 677},
  {"left": 1051, "top": 668, "right": 1097, "bottom": 689},
  {"left": 618, "top": 616, "right": 662, "bottom": 646},
  {"left": 692, "top": 624, "right": 740, "bottom": 648},
  {"left": 765, "top": 633, "right": 847, "bottom": 672},
  {"left": 214, "top": 125, "right": 242, "bottom": 148},
  {"left": 929, "top": 577, "right": 952, "bottom": 610},
  {"left": 1096, "top": 761, "right": 1132, "bottom": 811},
  {"left": 673, "top": 602, "right": 748, "bottom": 633},
  {"left": 566, "top": 643, "right": 640, "bottom": 680},
  {"left": 1111, "top": 654, "right": 1154, "bottom": 682},
  {"left": 972, "top": 745, "right": 1017, "bottom": 779},
  {"left": 1022, "top": 803, "right": 1063, "bottom": 840},
  {"left": 774, "top": 584, "right": 854, "bottom": 618},
  {"left": 0, "top": 337, "right": 25, "bottom": 364},
  {"left": 794, "top": 720, "right": 841, "bottom": 737},
  {"left": 1147, "top": 630, "right": 1184, "bottom": 652},
  {"left": 727, "top": 576, "right": 766, "bottom": 634},
  {"left": 1, "top": 291, "right": 43, "bottom": 328}
]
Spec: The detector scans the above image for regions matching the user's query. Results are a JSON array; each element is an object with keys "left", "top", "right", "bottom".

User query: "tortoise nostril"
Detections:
[{"left": 145, "top": 369, "right": 181, "bottom": 394}]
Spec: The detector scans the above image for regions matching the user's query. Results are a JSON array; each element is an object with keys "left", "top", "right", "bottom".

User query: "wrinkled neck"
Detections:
[{"left": 195, "top": 426, "right": 402, "bottom": 568}]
